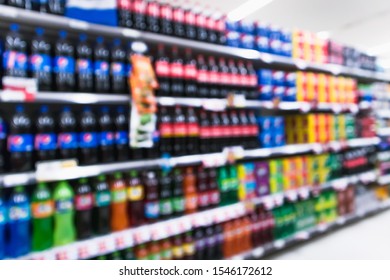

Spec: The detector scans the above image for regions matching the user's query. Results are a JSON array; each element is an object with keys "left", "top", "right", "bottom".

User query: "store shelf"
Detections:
[
  {"left": 0, "top": 5, "right": 389, "bottom": 82},
  {"left": 377, "top": 128, "right": 390, "bottom": 137}
]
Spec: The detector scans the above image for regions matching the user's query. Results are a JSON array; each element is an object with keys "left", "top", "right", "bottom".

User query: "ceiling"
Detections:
[{"left": 182, "top": 0, "right": 390, "bottom": 67}]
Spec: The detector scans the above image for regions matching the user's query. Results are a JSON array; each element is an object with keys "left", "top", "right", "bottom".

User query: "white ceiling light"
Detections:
[{"left": 227, "top": 0, "right": 274, "bottom": 22}]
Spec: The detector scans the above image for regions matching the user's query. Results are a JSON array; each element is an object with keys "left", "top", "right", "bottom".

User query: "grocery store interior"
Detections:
[{"left": 1, "top": 0, "right": 390, "bottom": 260}]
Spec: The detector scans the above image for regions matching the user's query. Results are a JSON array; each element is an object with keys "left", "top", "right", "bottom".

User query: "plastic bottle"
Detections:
[
  {"left": 160, "top": 0, "right": 173, "bottom": 35},
  {"left": 98, "top": 107, "right": 115, "bottom": 163},
  {"left": 0, "top": 117, "right": 6, "bottom": 173},
  {"left": 196, "top": 166, "right": 209, "bottom": 211},
  {"left": 135, "top": 244, "right": 148, "bottom": 260},
  {"left": 94, "top": 37, "right": 110, "bottom": 93},
  {"left": 117, "top": 0, "right": 133, "bottom": 28},
  {"left": 6, "top": 186, "right": 31, "bottom": 258},
  {"left": 0, "top": 190, "right": 5, "bottom": 259},
  {"left": 58, "top": 106, "right": 78, "bottom": 160},
  {"left": 183, "top": 231, "right": 195, "bottom": 260},
  {"left": 172, "top": 0, "right": 185, "bottom": 37},
  {"left": 170, "top": 46, "right": 184, "bottom": 97},
  {"left": 54, "top": 31, "right": 75, "bottom": 91},
  {"left": 218, "top": 58, "right": 230, "bottom": 98},
  {"left": 208, "top": 56, "right": 220, "bottom": 98},
  {"left": 143, "top": 170, "right": 159, "bottom": 223},
  {"left": 172, "top": 168, "right": 185, "bottom": 217},
  {"left": 121, "top": 247, "right": 136, "bottom": 260},
  {"left": 53, "top": 181, "right": 75, "bottom": 246},
  {"left": 35, "top": 105, "right": 57, "bottom": 162},
  {"left": 126, "top": 170, "right": 145, "bottom": 226},
  {"left": 155, "top": 44, "right": 170, "bottom": 96},
  {"left": 159, "top": 170, "right": 173, "bottom": 220},
  {"left": 160, "top": 238, "right": 173, "bottom": 260},
  {"left": 183, "top": 0, "right": 196, "bottom": 40},
  {"left": 148, "top": 240, "right": 161, "bottom": 260},
  {"left": 172, "top": 234, "right": 184, "bottom": 260},
  {"left": 197, "top": 54, "right": 209, "bottom": 98},
  {"left": 111, "top": 39, "right": 127, "bottom": 94},
  {"left": 8, "top": 105, "right": 33, "bottom": 172},
  {"left": 183, "top": 167, "right": 198, "bottom": 214},
  {"left": 3, "top": 24, "right": 28, "bottom": 78},
  {"left": 110, "top": 172, "right": 129, "bottom": 231},
  {"left": 208, "top": 167, "right": 220, "bottom": 209},
  {"left": 195, "top": 5, "right": 208, "bottom": 42},
  {"left": 92, "top": 175, "right": 111, "bottom": 235},
  {"left": 194, "top": 227, "right": 206, "bottom": 260},
  {"left": 146, "top": 0, "right": 160, "bottom": 33},
  {"left": 31, "top": 183, "right": 54, "bottom": 252},
  {"left": 74, "top": 178, "right": 93, "bottom": 240},
  {"left": 114, "top": 106, "right": 129, "bottom": 161},
  {"left": 133, "top": 0, "right": 147, "bottom": 31},
  {"left": 172, "top": 106, "right": 186, "bottom": 156},
  {"left": 30, "top": 28, "right": 52, "bottom": 91},
  {"left": 48, "top": 0, "right": 66, "bottom": 15},
  {"left": 78, "top": 107, "right": 98, "bottom": 165},
  {"left": 75, "top": 34, "right": 93, "bottom": 93},
  {"left": 183, "top": 48, "right": 198, "bottom": 97},
  {"left": 158, "top": 106, "right": 173, "bottom": 156}
]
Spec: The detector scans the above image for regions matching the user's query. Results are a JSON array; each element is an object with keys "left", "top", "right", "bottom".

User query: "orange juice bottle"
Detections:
[
  {"left": 223, "top": 221, "right": 234, "bottom": 258},
  {"left": 110, "top": 172, "right": 129, "bottom": 231},
  {"left": 183, "top": 167, "right": 198, "bottom": 214}
]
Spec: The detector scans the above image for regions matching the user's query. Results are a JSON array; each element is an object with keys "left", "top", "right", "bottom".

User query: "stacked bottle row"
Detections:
[{"left": 0, "top": 0, "right": 65, "bottom": 15}]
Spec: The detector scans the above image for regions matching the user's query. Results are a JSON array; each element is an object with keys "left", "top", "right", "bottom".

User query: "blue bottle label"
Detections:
[
  {"left": 76, "top": 58, "right": 92, "bottom": 74},
  {"left": 58, "top": 132, "right": 78, "bottom": 149},
  {"left": 111, "top": 62, "right": 125, "bottom": 77},
  {"left": 30, "top": 54, "right": 51, "bottom": 72},
  {"left": 8, "top": 134, "right": 33, "bottom": 152},
  {"left": 54, "top": 56, "right": 75, "bottom": 73},
  {"left": 145, "top": 202, "right": 159, "bottom": 219},
  {"left": 95, "top": 191, "right": 111, "bottom": 207},
  {"left": 99, "top": 131, "right": 115, "bottom": 146},
  {"left": 79, "top": 132, "right": 98, "bottom": 148},
  {"left": 3, "top": 51, "right": 28, "bottom": 71},
  {"left": 35, "top": 133, "right": 57, "bottom": 151},
  {"left": 8, "top": 205, "right": 30, "bottom": 221},
  {"left": 115, "top": 131, "right": 128, "bottom": 145},
  {"left": 56, "top": 199, "right": 73, "bottom": 213},
  {"left": 0, "top": 208, "right": 6, "bottom": 225},
  {"left": 94, "top": 61, "right": 109, "bottom": 76}
]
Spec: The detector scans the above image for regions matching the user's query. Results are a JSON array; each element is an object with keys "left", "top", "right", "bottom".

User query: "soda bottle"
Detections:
[
  {"left": 173, "top": 106, "right": 186, "bottom": 156},
  {"left": 215, "top": 11, "right": 227, "bottom": 45},
  {"left": 31, "top": 183, "right": 54, "bottom": 252},
  {"left": 94, "top": 37, "right": 110, "bottom": 93},
  {"left": 98, "top": 107, "right": 115, "bottom": 163},
  {"left": 148, "top": 241, "right": 161, "bottom": 260},
  {"left": 183, "top": 167, "right": 198, "bottom": 214},
  {"left": 48, "top": 0, "right": 66, "bottom": 15},
  {"left": 239, "top": 110, "right": 251, "bottom": 149},
  {"left": 218, "top": 58, "right": 230, "bottom": 98},
  {"left": 117, "top": 0, "right": 133, "bottom": 28},
  {"left": 35, "top": 105, "right": 57, "bottom": 162},
  {"left": 228, "top": 165, "right": 239, "bottom": 204},
  {"left": 183, "top": 48, "right": 197, "bottom": 97},
  {"left": 186, "top": 107, "right": 199, "bottom": 155},
  {"left": 210, "top": 111, "right": 222, "bottom": 152},
  {"left": 170, "top": 46, "right": 184, "bottom": 97},
  {"left": 208, "top": 56, "right": 220, "bottom": 98},
  {"left": 160, "top": 238, "right": 173, "bottom": 260},
  {"left": 172, "top": 234, "right": 184, "bottom": 260},
  {"left": 247, "top": 62, "right": 258, "bottom": 100},
  {"left": 54, "top": 31, "right": 75, "bottom": 91},
  {"left": 183, "top": 231, "right": 195, "bottom": 260},
  {"left": 214, "top": 223, "right": 224, "bottom": 259},
  {"left": 228, "top": 59, "right": 239, "bottom": 94},
  {"left": 229, "top": 110, "right": 240, "bottom": 147},
  {"left": 6, "top": 186, "right": 31, "bottom": 258},
  {"left": 183, "top": 0, "right": 196, "bottom": 39},
  {"left": 114, "top": 106, "right": 129, "bottom": 161},
  {"left": 121, "top": 247, "right": 136, "bottom": 260},
  {"left": 155, "top": 44, "right": 170, "bottom": 97},
  {"left": 248, "top": 110, "right": 259, "bottom": 149},
  {"left": 58, "top": 106, "right": 78, "bottom": 160},
  {"left": 146, "top": 0, "right": 160, "bottom": 33},
  {"left": 74, "top": 178, "right": 93, "bottom": 240},
  {"left": 160, "top": 0, "right": 173, "bottom": 35},
  {"left": 111, "top": 39, "right": 127, "bottom": 94},
  {"left": 30, "top": 28, "right": 52, "bottom": 91},
  {"left": 8, "top": 105, "right": 33, "bottom": 172},
  {"left": 79, "top": 107, "right": 98, "bottom": 165},
  {"left": 75, "top": 34, "right": 93, "bottom": 93},
  {"left": 126, "top": 170, "right": 145, "bottom": 226},
  {"left": 220, "top": 111, "right": 231, "bottom": 147},
  {"left": 172, "top": 168, "right": 185, "bottom": 217},
  {"left": 110, "top": 172, "right": 129, "bottom": 231},
  {"left": 208, "top": 168, "right": 220, "bottom": 209},
  {"left": 205, "top": 7, "right": 217, "bottom": 44},
  {"left": 143, "top": 170, "right": 159, "bottom": 223},
  {"left": 237, "top": 60, "right": 249, "bottom": 98},
  {"left": 133, "top": 0, "right": 147, "bottom": 30},
  {"left": 195, "top": 5, "right": 208, "bottom": 41},
  {"left": 92, "top": 175, "right": 111, "bottom": 235},
  {"left": 0, "top": 190, "right": 5, "bottom": 259},
  {"left": 172, "top": 0, "right": 185, "bottom": 37},
  {"left": 158, "top": 106, "right": 173, "bottom": 156},
  {"left": 159, "top": 170, "right": 173, "bottom": 220},
  {"left": 197, "top": 166, "right": 209, "bottom": 211},
  {"left": 205, "top": 225, "right": 216, "bottom": 259},
  {"left": 7, "top": 0, "right": 25, "bottom": 8},
  {"left": 3, "top": 24, "right": 28, "bottom": 78},
  {"left": 194, "top": 227, "right": 206, "bottom": 260},
  {"left": 223, "top": 221, "right": 233, "bottom": 258},
  {"left": 197, "top": 55, "right": 209, "bottom": 98},
  {"left": 199, "top": 110, "right": 211, "bottom": 154}
]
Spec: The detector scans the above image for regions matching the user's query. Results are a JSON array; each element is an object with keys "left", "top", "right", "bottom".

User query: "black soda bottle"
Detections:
[
  {"left": 194, "top": 227, "right": 206, "bottom": 259},
  {"left": 117, "top": 0, "right": 133, "bottom": 28},
  {"left": 58, "top": 106, "right": 78, "bottom": 160},
  {"left": 30, "top": 28, "right": 52, "bottom": 91},
  {"left": 93, "top": 175, "right": 111, "bottom": 235},
  {"left": 155, "top": 44, "right": 170, "bottom": 97},
  {"left": 78, "top": 107, "right": 98, "bottom": 165},
  {"left": 184, "top": 48, "right": 197, "bottom": 97},
  {"left": 197, "top": 54, "right": 209, "bottom": 98},
  {"left": 35, "top": 105, "right": 57, "bottom": 162},
  {"left": 74, "top": 178, "right": 93, "bottom": 240},
  {"left": 173, "top": 105, "right": 186, "bottom": 156},
  {"left": 0, "top": 116, "right": 7, "bottom": 173},
  {"left": 159, "top": 170, "right": 173, "bottom": 220},
  {"left": 143, "top": 170, "right": 159, "bottom": 223},
  {"left": 170, "top": 47, "right": 184, "bottom": 97},
  {"left": 8, "top": 105, "right": 33, "bottom": 172},
  {"left": 114, "top": 106, "right": 129, "bottom": 161},
  {"left": 215, "top": 12, "right": 226, "bottom": 45},
  {"left": 184, "top": 0, "right": 196, "bottom": 40},
  {"left": 186, "top": 107, "right": 199, "bottom": 155},
  {"left": 172, "top": 0, "right": 185, "bottom": 37},
  {"left": 172, "top": 168, "right": 185, "bottom": 217},
  {"left": 98, "top": 107, "right": 115, "bottom": 163},
  {"left": 195, "top": 6, "right": 208, "bottom": 41},
  {"left": 208, "top": 56, "right": 220, "bottom": 98},
  {"left": 132, "top": 0, "right": 147, "bottom": 30},
  {"left": 158, "top": 106, "right": 173, "bottom": 155},
  {"left": 54, "top": 31, "right": 75, "bottom": 92},
  {"left": 3, "top": 24, "right": 28, "bottom": 78},
  {"left": 205, "top": 7, "right": 217, "bottom": 44},
  {"left": 94, "top": 37, "right": 110, "bottom": 93},
  {"left": 160, "top": 0, "right": 173, "bottom": 35},
  {"left": 218, "top": 58, "right": 230, "bottom": 98},
  {"left": 110, "top": 39, "right": 127, "bottom": 94},
  {"left": 146, "top": 0, "right": 160, "bottom": 33},
  {"left": 127, "top": 170, "right": 145, "bottom": 226},
  {"left": 76, "top": 34, "right": 93, "bottom": 93},
  {"left": 199, "top": 109, "right": 210, "bottom": 154},
  {"left": 48, "top": 0, "right": 66, "bottom": 15}
]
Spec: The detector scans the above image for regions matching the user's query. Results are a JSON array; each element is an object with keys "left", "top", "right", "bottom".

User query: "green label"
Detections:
[
  {"left": 161, "top": 248, "right": 173, "bottom": 260},
  {"left": 173, "top": 197, "right": 185, "bottom": 212},
  {"left": 220, "top": 179, "right": 230, "bottom": 192},
  {"left": 95, "top": 191, "right": 111, "bottom": 207},
  {"left": 111, "top": 189, "right": 127, "bottom": 203},
  {"left": 160, "top": 199, "right": 173, "bottom": 215}
]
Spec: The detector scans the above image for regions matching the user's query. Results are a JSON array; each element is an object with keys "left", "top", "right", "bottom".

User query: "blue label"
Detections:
[
  {"left": 94, "top": 61, "right": 109, "bottom": 76},
  {"left": 8, "top": 205, "right": 30, "bottom": 222},
  {"left": 35, "top": 133, "right": 57, "bottom": 151},
  {"left": 30, "top": 54, "right": 51, "bottom": 72},
  {"left": 8, "top": 134, "right": 33, "bottom": 152},
  {"left": 79, "top": 132, "right": 98, "bottom": 148},
  {"left": 58, "top": 132, "right": 78, "bottom": 149},
  {"left": 145, "top": 202, "right": 159, "bottom": 219},
  {"left": 54, "top": 56, "right": 75, "bottom": 73},
  {"left": 0, "top": 122, "right": 7, "bottom": 140},
  {"left": 111, "top": 62, "right": 125, "bottom": 77},
  {"left": 56, "top": 199, "right": 73, "bottom": 214},
  {"left": 3, "top": 51, "right": 28, "bottom": 71},
  {"left": 0, "top": 208, "right": 6, "bottom": 225},
  {"left": 76, "top": 58, "right": 92, "bottom": 74},
  {"left": 127, "top": 64, "right": 132, "bottom": 75},
  {"left": 115, "top": 131, "right": 128, "bottom": 145},
  {"left": 99, "top": 131, "right": 114, "bottom": 146}
]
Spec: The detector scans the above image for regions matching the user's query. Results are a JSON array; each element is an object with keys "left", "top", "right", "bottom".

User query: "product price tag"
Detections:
[
  {"left": 202, "top": 99, "right": 226, "bottom": 111},
  {"left": 167, "top": 221, "right": 180, "bottom": 236},
  {"left": 97, "top": 239, "right": 108, "bottom": 255},
  {"left": 3, "top": 173, "right": 33, "bottom": 187},
  {"left": 299, "top": 102, "right": 312, "bottom": 113},
  {"left": 150, "top": 224, "right": 167, "bottom": 241},
  {"left": 134, "top": 226, "right": 150, "bottom": 244},
  {"left": 294, "top": 59, "right": 308, "bottom": 70},
  {"left": 227, "top": 93, "right": 246, "bottom": 108},
  {"left": 213, "top": 209, "right": 226, "bottom": 223},
  {"left": 332, "top": 178, "right": 348, "bottom": 190},
  {"left": 0, "top": 6, "right": 18, "bottom": 18},
  {"left": 263, "top": 196, "right": 275, "bottom": 210},
  {"left": 317, "top": 223, "right": 328, "bottom": 232},
  {"left": 36, "top": 159, "right": 82, "bottom": 182},
  {"left": 274, "top": 193, "right": 284, "bottom": 206},
  {"left": 348, "top": 104, "right": 359, "bottom": 114},
  {"left": 331, "top": 104, "right": 342, "bottom": 114},
  {"left": 252, "top": 247, "right": 265, "bottom": 258},
  {"left": 285, "top": 190, "right": 298, "bottom": 202},
  {"left": 298, "top": 188, "right": 310, "bottom": 199},
  {"left": 68, "top": 19, "right": 89, "bottom": 30},
  {"left": 114, "top": 233, "right": 127, "bottom": 250},
  {"left": 122, "top": 28, "right": 141, "bottom": 38},
  {"left": 1, "top": 77, "right": 37, "bottom": 102},
  {"left": 295, "top": 231, "right": 310, "bottom": 240},
  {"left": 336, "top": 217, "right": 346, "bottom": 225},
  {"left": 202, "top": 154, "right": 227, "bottom": 168},
  {"left": 77, "top": 243, "right": 91, "bottom": 259},
  {"left": 192, "top": 214, "right": 206, "bottom": 227},
  {"left": 273, "top": 240, "right": 285, "bottom": 249},
  {"left": 311, "top": 143, "right": 324, "bottom": 154},
  {"left": 359, "top": 171, "right": 376, "bottom": 183}
]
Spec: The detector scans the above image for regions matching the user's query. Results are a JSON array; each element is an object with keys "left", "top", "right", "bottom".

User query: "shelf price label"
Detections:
[
  {"left": 226, "top": 93, "right": 246, "bottom": 108},
  {"left": 1, "top": 77, "right": 37, "bottom": 102},
  {"left": 77, "top": 244, "right": 91, "bottom": 260}
]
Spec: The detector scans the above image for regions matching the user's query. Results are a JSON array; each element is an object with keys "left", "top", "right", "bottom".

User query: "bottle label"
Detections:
[
  {"left": 3, "top": 51, "right": 28, "bottom": 71},
  {"left": 196, "top": 14, "right": 206, "bottom": 28},
  {"left": 185, "top": 11, "right": 196, "bottom": 25},
  {"left": 250, "top": 125, "right": 259, "bottom": 136},
  {"left": 147, "top": 2, "right": 159, "bottom": 17},
  {"left": 94, "top": 61, "right": 109, "bottom": 76},
  {"left": 58, "top": 132, "right": 78, "bottom": 149},
  {"left": 170, "top": 62, "right": 184, "bottom": 78},
  {"left": 30, "top": 54, "right": 51, "bottom": 72},
  {"left": 95, "top": 191, "right": 111, "bottom": 207},
  {"left": 145, "top": 202, "right": 159, "bottom": 219},
  {"left": 8, "top": 134, "right": 33, "bottom": 152},
  {"left": 187, "top": 123, "right": 200, "bottom": 137},
  {"left": 127, "top": 185, "right": 144, "bottom": 201},
  {"left": 231, "top": 73, "right": 240, "bottom": 86},
  {"left": 211, "top": 126, "right": 223, "bottom": 138},
  {"left": 197, "top": 69, "right": 209, "bottom": 83},
  {"left": 56, "top": 199, "right": 73, "bottom": 213},
  {"left": 0, "top": 208, "right": 6, "bottom": 225},
  {"left": 249, "top": 74, "right": 258, "bottom": 87},
  {"left": 99, "top": 131, "right": 115, "bottom": 146},
  {"left": 216, "top": 18, "right": 225, "bottom": 32},
  {"left": 75, "top": 194, "right": 93, "bottom": 211},
  {"left": 221, "top": 72, "right": 230, "bottom": 85},
  {"left": 111, "top": 62, "right": 125, "bottom": 77},
  {"left": 198, "top": 192, "right": 209, "bottom": 208},
  {"left": 174, "top": 122, "right": 186, "bottom": 137},
  {"left": 161, "top": 248, "right": 173, "bottom": 260},
  {"left": 173, "top": 8, "right": 185, "bottom": 23},
  {"left": 31, "top": 200, "right": 54, "bottom": 219},
  {"left": 242, "top": 125, "right": 251, "bottom": 136},
  {"left": 173, "top": 197, "right": 185, "bottom": 212},
  {"left": 206, "top": 17, "right": 216, "bottom": 30},
  {"left": 9, "top": 205, "right": 30, "bottom": 221},
  {"left": 35, "top": 133, "right": 57, "bottom": 151},
  {"left": 221, "top": 125, "right": 229, "bottom": 138},
  {"left": 79, "top": 132, "right": 98, "bottom": 148},
  {"left": 185, "top": 195, "right": 198, "bottom": 211},
  {"left": 160, "top": 5, "right": 173, "bottom": 20},
  {"left": 209, "top": 71, "right": 219, "bottom": 84},
  {"left": 183, "top": 243, "right": 195, "bottom": 255},
  {"left": 111, "top": 189, "right": 127, "bottom": 203},
  {"left": 209, "top": 191, "right": 220, "bottom": 205},
  {"left": 115, "top": 131, "right": 129, "bottom": 145},
  {"left": 133, "top": 0, "right": 146, "bottom": 13},
  {"left": 200, "top": 126, "right": 211, "bottom": 138},
  {"left": 172, "top": 245, "right": 184, "bottom": 258},
  {"left": 184, "top": 64, "right": 197, "bottom": 80},
  {"left": 76, "top": 58, "right": 92, "bottom": 74},
  {"left": 232, "top": 125, "right": 241, "bottom": 137},
  {"left": 159, "top": 199, "right": 173, "bottom": 215},
  {"left": 54, "top": 56, "right": 75, "bottom": 73},
  {"left": 241, "top": 74, "right": 250, "bottom": 87},
  {"left": 160, "top": 123, "right": 173, "bottom": 137},
  {"left": 155, "top": 61, "right": 170, "bottom": 77},
  {"left": 117, "top": 0, "right": 130, "bottom": 9}
]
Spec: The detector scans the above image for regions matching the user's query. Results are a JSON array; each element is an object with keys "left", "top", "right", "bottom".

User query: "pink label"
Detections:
[
  {"left": 174, "top": 123, "right": 186, "bottom": 136},
  {"left": 155, "top": 61, "right": 170, "bottom": 76},
  {"left": 200, "top": 126, "right": 211, "bottom": 138},
  {"left": 185, "top": 11, "right": 196, "bottom": 25},
  {"left": 249, "top": 74, "right": 257, "bottom": 87},
  {"left": 187, "top": 123, "right": 200, "bottom": 136},
  {"left": 231, "top": 74, "right": 240, "bottom": 86},
  {"left": 206, "top": 17, "right": 216, "bottom": 30},
  {"left": 216, "top": 18, "right": 225, "bottom": 32},
  {"left": 209, "top": 71, "right": 219, "bottom": 84},
  {"left": 117, "top": 0, "right": 130, "bottom": 9},
  {"left": 173, "top": 8, "right": 185, "bottom": 23},
  {"left": 184, "top": 64, "right": 197, "bottom": 79},
  {"left": 196, "top": 14, "right": 206, "bottom": 27},
  {"left": 170, "top": 62, "right": 184, "bottom": 77},
  {"left": 160, "top": 123, "right": 173, "bottom": 137},
  {"left": 160, "top": 5, "right": 173, "bottom": 20},
  {"left": 198, "top": 193, "right": 209, "bottom": 208},
  {"left": 197, "top": 69, "right": 209, "bottom": 83},
  {"left": 221, "top": 72, "right": 230, "bottom": 85},
  {"left": 75, "top": 194, "right": 93, "bottom": 211},
  {"left": 133, "top": 0, "right": 146, "bottom": 13},
  {"left": 147, "top": 2, "right": 160, "bottom": 17},
  {"left": 209, "top": 191, "right": 220, "bottom": 205}
]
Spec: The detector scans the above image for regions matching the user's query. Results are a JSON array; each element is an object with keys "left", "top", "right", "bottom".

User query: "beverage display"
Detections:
[
  {"left": 74, "top": 178, "right": 93, "bottom": 240},
  {"left": 79, "top": 107, "right": 98, "bottom": 165},
  {"left": 35, "top": 105, "right": 57, "bottom": 162},
  {"left": 54, "top": 31, "right": 75, "bottom": 92},
  {"left": 30, "top": 28, "right": 52, "bottom": 91},
  {"left": 76, "top": 34, "right": 93, "bottom": 93},
  {"left": 92, "top": 175, "right": 111, "bottom": 235},
  {"left": 3, "top": 24, "right": 28, "bottom": 78},
  {"left": 110, "top": 172, "right": 129, "bottom": 231}
]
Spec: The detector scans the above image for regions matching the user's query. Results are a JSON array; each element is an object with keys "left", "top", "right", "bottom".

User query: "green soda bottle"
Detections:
[
  {"left": 228, "top": 165, "right": 239, "bottom": 204},
  {"left": 217, "top": 167, "right": 229, "bottom": 206},
  {"left": 53, "top": 181, "right": 76, "bottom": 246},
  {"left": 31, "top": 183, "right": 54, "bottom": 251}
]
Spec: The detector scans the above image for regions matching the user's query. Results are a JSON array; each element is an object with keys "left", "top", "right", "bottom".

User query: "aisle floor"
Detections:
[{"left": 269, "top": 210, "right": 390, "bottom": 260}]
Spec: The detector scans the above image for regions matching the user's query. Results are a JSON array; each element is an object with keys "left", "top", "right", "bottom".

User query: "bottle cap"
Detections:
[
  {"left": 79, "top": 34, "right": 87, "bottom": 42},
  {"left": 101, "top": 106, "right": 109, "bottom": 113},
  {"left": 63, "top": 106, "right": 71, "bottom": 112},
  {"left": 79, "top": 178, "right": 88, "bottom": 184},
  {"left": 113, "top": 38, "right": 121, "bottom": 46},
  {"left": 59, "top": 30, "right": 67, "bottom": 39},
  {"left": 117, "top": 106, "right": 125, "bottom": 113},
  {"left": 114, "top": 172, "right": 122, "bottom": 179},
  {"left": 10, "top": 24, "right": 19, "bottom": 32},
  {"left": 40, "top": 105, "right": 49, "bottom": 113},
  {"left": 97, "top": 36, "right": 104, "bottom": 44},
  {"left": 97, "top": 175, "right": 106, "bottom": 181},
  {"left": 16, "top": 105, "right": 24, "bottom": 113},
  {"left": 36, "top": 27, "right": 44, "bottom": 36},
  {"left": 83, "top": 106, "right": 91, "bottom": 112}
]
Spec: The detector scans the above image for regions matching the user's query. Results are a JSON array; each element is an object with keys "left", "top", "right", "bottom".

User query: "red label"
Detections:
[
  {"left": 241, "top": 75, "right": 250, "bottom": 87},
  {"left": 249, "top": 74, "right": 257, "bottom": 87},
  {"left": 170, "top": 62, "right": 184, "bottom": 78},
  {"left": 196, "top": 13, "right": 206, "bottom": 28},
  {"left": 160, "top": 5, "right": 173, "bottom": 20},
  {"left": 173, "top": 8, "right": 185, "bottom": 23},
  {"left": 197, "top": 69, "right": 209, "bottom": 83},
  {"left": 216, "top": 18, "right": 225, "bottom": 32},
  {"left": 155, "top": 61, "right": 170, "bottom": 77},
  {"left": 75, "top": 194, "right": 93, "bottom": 211},
  {"left": 221, "top": 72, "right": 230, "bottom": 85},
  {"left": 147, "top": 2, "right": 160, "bottom": 17},
  {"left": 198, "top": 193, "right": 209, "bottom": 208},
  {"left": 174, "top": 122, "right": 186, "bottom": 137},
  {"left": 133, "top": 0, "right": 146, "bottom": 13},
  {"left": 160, "top": 123, "right": 173, "bottom": 137},
  {"left": 209, "top": 191, "right": 220, "bottom": 205},
  {"left": 187, "top": 123, "right": 200, "bottom": 136},
  {"left": 185, "top": 11, "right": 196, "bottom": 25},
  {"left": 221, "top": 126, "right": 229, "bottom": 138},
  {"left": 184, "top": 64, "right": 197, "bottom": 79},
  {"left": 232, "top": 125, "right": 240, "bottom": 137},
  {"left": 206, "top": 17, "right": 216, "bottom": 30},
  {"left": 250, "top": 125, "right": 259, "bottom": 136},
  {"left": 211, "top": 126, "right": 223, "bottom": 138},
  {"left": 209, "top": 71, "right": 219, "bottom": 84},
  {"left": 117, "top": 0, "right": 130, "bottom": 9},
  {"left": 200, "top": 126, "right": 211, "bottom": 138},
  {"left": 231, "top": 73, "right": 240, "bottom": 86}
]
